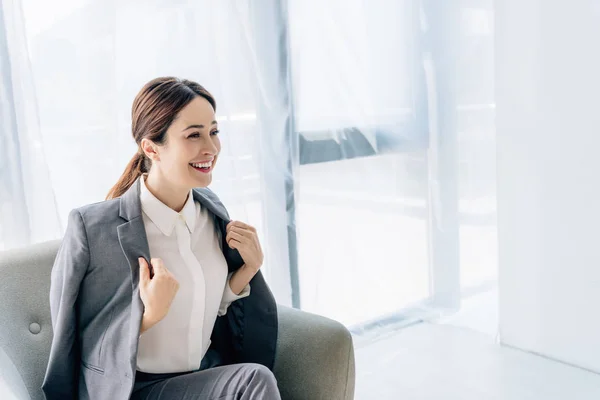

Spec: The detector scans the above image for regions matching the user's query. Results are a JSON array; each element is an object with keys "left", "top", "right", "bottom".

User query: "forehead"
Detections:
[{"left": 172, "top": 96, "right": 216, "bottom": 127}]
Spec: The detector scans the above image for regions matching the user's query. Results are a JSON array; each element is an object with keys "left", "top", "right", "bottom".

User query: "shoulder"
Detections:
[
  {"left": 71, "top": 198, "right": 122, "bottom": 228},
  {"left": 59, "top": 198, "right": 122, "bottom": 249},
  {"left": 76, "top": 197, "right": 120, "bottom": 217},
  {"left": 195, "top": 186, "right": 222, "bottom": 203}
]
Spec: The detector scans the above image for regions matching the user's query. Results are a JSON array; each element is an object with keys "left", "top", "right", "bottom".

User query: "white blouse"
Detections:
[{"left": 136, "top": 177, "right": 250, "bottom": 373}]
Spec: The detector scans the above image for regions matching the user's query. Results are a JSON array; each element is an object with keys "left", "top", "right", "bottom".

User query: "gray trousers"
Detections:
[{"left": 130, "top": 363, "right": 282, "bottom": 400}]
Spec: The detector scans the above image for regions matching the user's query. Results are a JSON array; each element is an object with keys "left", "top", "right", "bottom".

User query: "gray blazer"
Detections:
[{"left": 41, "top": 178, "right": 278, "bottom": 400}]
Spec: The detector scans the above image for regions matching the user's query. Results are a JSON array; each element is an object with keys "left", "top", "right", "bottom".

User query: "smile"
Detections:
[{"left": 190, "top": 161, "right": 213, "bottom": 173}]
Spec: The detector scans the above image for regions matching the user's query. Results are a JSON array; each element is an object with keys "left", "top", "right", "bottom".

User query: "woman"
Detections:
[{"left": 41, "top": 77, "right": 280, "bottom": 400}]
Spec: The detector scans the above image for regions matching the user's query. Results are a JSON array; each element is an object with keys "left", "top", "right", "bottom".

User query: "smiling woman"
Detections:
[
  {"left": 106, "top": 77, "right": 220, "bottom": 205},
  {"left": 41, "top": 76, "right": 281, "bottom": 400}
]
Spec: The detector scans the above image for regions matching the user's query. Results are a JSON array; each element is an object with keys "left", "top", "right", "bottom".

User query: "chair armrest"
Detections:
[
  {"left": 273, "top": 306, "right": 355, "bottom": 400},
  {"left": 0, "top": 348, "right": 29, "bottom": 400}
]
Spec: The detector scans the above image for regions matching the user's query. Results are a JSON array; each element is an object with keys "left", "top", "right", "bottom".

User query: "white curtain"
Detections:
[
  {"left": 2, "top": 0, "right": 497, "bottom": 330},
  {"left": 0, "top": 0, "right": 294, "bottom": 304},
  {"left": 289, "top": 0, "right": 497, "bottom": 328},
  {"left": 0, "top": 0, "right": 61, "bottom": 251}
]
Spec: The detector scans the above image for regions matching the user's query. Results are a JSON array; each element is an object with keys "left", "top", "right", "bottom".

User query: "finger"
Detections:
[
  {"left": 233, "top": 226, "right": 259, "bottom": 245},
  {"left": 229, "top": 224, "right": 251, "bottom": 234},
  {"left": 151, "top": 258, "right": 166, "bottom": 275},
  {"left": 227, "top": 230, "right": 247, "bottom": 243},
  {"left": 227, "top": 228, "right": 249, "bottom": 242},
  {"left": 139, "top": 258, "right": 150, "bottom": 283},
  {"left": 227, "top": 237, "right": 242, "bottom": 249},
  {"left": 172, "top": 276, "right": 180, "bottom": 287},
  {"left": 227, "top": 220, "right": 256, "bottom": 233},
  {"left": 153, "top": 259, "right": 177, "bottom": 281},
  {"left": 229, "top": 226, "right": 256, "bottom": 239}
]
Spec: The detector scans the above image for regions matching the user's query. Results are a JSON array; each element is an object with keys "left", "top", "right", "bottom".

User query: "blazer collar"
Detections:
[{"left": 119, "top": 176, "right": 231, "bottom": 223}]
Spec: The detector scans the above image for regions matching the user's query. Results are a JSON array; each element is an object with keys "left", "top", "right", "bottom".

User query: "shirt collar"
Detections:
[{"left": 140, "top": 175, "right": 196, "bottom": 236}]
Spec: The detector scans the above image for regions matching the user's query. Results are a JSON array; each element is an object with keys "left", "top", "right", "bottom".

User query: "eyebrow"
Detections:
[{"left": 183, "top": 121, "right": 218, "bottom": 131}]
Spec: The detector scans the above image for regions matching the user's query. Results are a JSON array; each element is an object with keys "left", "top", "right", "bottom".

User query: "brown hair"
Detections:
[{"left": 106, "top": 77, "right": 216, "bottom": 200}]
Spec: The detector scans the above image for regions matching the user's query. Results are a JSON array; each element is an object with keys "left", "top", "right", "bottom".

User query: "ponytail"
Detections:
[{"left": 105, "top": 152, "right": 147, "bottom": 200}]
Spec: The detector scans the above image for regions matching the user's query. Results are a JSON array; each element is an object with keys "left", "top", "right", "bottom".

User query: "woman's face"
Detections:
[{"left": 147, "top": 96, "right": 221, "bottom": 191}]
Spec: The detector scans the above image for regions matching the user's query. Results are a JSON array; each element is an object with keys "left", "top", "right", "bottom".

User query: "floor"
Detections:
[{"left": 354, "top": 291, "right": 600, "bottom": 399}]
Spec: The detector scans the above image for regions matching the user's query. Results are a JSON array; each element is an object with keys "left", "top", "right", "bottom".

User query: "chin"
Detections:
[{"left": 191, "top": 175, "right": 212, "bottom": 188}]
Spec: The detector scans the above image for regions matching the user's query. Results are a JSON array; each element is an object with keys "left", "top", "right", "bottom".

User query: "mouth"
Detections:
[{"left": 189, "top": 160, "right": 213, "bottom": 174}]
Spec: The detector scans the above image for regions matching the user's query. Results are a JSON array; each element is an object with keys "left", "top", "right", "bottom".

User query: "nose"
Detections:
[{"left": 201, "top": 137, "right": 219, "bottom": 155}]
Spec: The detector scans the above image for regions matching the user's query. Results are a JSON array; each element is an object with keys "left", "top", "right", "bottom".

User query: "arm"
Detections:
[
  {"left": 274, "top": 306, "right": 356, "bottom": 400},
  {"left": 139, "top": 313, "right": 155, "bottom": 335},
  {"left": 41, "top": 209, "right": 90, "bottom": 400},
  {"left": 218, "top": 220, "right": 262, "bottom": 316},
  {"left": 218, "top": 269, "right": 252, "bottom": 317},
  {"left": 228, "top": 264, "right": 256, "bottom": 295}
]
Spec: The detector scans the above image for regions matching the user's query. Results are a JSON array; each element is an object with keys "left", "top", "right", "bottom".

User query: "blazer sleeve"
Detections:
[{"left": 42, "top": 209, "right": 90, "bottom": 399}]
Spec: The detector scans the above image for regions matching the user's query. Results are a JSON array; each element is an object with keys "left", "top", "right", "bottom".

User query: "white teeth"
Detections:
[{"left": 190, "top": 161, "right": 212, "bottom": 168}]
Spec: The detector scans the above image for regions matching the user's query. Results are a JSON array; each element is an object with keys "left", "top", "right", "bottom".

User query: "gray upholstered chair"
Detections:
[{"left": 0, "top": 241, "right": 355, "bottom": 400}]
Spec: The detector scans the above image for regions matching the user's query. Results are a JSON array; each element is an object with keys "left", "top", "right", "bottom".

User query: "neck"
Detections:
[{"left": 144, "top": 171, "right": 189, "bottom": 212}]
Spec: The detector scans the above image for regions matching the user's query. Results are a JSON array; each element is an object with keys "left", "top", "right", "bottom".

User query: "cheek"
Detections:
[
  {"left": 162, "top": 144, "right": 190, "bottom": 170},
  {"left": 181, "top": 144, "right": 197, "bottom": 161}
]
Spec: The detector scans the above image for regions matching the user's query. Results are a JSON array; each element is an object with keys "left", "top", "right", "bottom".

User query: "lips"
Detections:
[
  {"left": 189, "top": 161, "right": 212, "bottom": 168},
  {"left": 190, "top": 163, "right": 212, "bottom": 173}
]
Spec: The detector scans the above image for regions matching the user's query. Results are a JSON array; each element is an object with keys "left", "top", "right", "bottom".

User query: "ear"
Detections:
[{"left": 140, "top": 138, "right": 160, "bottom": 162}]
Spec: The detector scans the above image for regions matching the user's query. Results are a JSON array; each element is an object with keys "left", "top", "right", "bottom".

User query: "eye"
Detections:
[
  {"left": 211, "top": 130, "right": 220, "bottom": 136},
  {"left": 188, "top": 132, "right": 200, "bottom": 139}
]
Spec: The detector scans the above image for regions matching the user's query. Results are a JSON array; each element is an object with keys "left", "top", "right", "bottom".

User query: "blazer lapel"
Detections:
[
  {"left": 193, "top": 188, "right": 245, "bottom": 272},
  {"left": 117, "top": 178, "right": 151, "bottom": 371},
  {"left": 192, "top": 188, "right": 230, "bottom": 222}
]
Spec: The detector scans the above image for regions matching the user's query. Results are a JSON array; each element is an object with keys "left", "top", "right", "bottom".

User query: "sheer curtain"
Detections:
[
  {"left": 3, "top": 0, "right": 497, "bottom": 327},
  {"left": 0, "top": 0, "right": 61, "bottom": 251},
  {"left": 13, "top": 0, "right": 295, "bottom": 302},
  {"left": 288, "top": 0, "right": 430, "bottom": 326},
  {"left": 288, "top": 0, "right": 497, "bottom": 329}
]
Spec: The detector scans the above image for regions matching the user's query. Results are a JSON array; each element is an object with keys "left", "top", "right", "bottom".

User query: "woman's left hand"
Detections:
[{"left": 225, "top": 220, "right": 263, "bottom": 272}]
